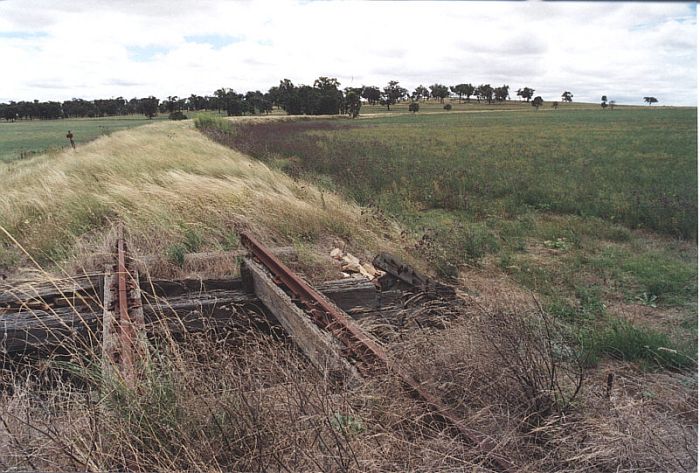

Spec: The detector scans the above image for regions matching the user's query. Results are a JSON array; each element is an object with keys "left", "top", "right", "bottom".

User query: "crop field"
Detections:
[
  {"left": 200, "top": 107, "right": 698, "bottom": 368},
  {"left": 0, "top": 115, "right": 161, "bottom": 162}
]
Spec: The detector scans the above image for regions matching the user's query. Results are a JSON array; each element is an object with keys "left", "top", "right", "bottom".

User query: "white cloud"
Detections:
[{"left": 0, "top": 0, "right": 695, "bottom": 105}]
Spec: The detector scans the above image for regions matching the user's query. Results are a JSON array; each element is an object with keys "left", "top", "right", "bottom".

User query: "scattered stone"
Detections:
[
  {"left": 342, "top": 253, "right": 361, "bottom": 266},
  {"left": 330, "top": 249, "right": 382, "bottom": 281}
]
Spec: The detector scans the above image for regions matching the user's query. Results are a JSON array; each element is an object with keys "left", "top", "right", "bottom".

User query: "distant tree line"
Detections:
[
  {"left": 0, "top": 96, "right": 161, "bottom": 121},
  {"left": 0, "top": 76, "right": 661, "bottom": 122}
]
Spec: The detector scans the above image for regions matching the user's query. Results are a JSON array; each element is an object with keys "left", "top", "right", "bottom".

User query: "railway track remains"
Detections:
[{"left": 1, "top": 225, "right": 516, "bottom": 472}]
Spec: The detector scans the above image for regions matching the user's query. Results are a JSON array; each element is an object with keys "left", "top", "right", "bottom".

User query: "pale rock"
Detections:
[
  {"left": 361, "top": 262, "right": 378, "bottom": 277},
  {"left": 342, "top": 253, "right": 360, "bottom": 266}
]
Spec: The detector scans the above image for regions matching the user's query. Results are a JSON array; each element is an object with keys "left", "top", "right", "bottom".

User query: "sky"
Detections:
[{"left": 0, "top": 0, "right": 696, "bottom": 106}]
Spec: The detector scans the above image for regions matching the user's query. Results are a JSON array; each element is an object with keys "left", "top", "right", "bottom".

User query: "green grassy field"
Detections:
[
  {"left": 358, "top": 98, "right": 608, "bottom": 114},
  {"left": 0, "top": 115, "right": 162, "bottom": 162},
  {"left": 200, "top": 106, "right": 698, "bottom": 369}
]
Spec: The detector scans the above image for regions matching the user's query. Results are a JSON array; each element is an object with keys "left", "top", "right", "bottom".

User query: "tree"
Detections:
[
  {"left": 297, "top": 85, "right": 320, "bottom": 115},
  {"left": 381, "top": 80, "right": 407, "bottom": 110},
  {"left": 494, "top": 84, "right": 510, "bottom": 102},
  {"left": 450, "top": 83, "right": 474, "bottom": 103},
  {"left": 409, "top": 102, "right": 419, "bottom": 114},
  {"left": 601, "top": 95, "right": 608, "bottom": 109},
  {"left": 413, "top": 85, "right": 429, "bottom": 102},
  {"left": 344, "top": 88, "right": 362, "bottom": 118},
  {"left": 2, "top": 102, "right": 17, "bottom": 121},
  {"left": 561, "top": 91, "right": 573, "bottom": 102},
  {"left": 244, "top": 90, "right": 267, "bottom": 115},
  {"left": 314, "top": 76, "right": 340, "bottom": 91},
  {"left": 421, "top": 86, "right": 430, "bottom": 101},
  {"left": 429, "top": 83, "right": 450, "bottom": 103},
  {"left": 361, "top": 86, "right": 381, "bottom": 105},
  {"left": 277, "top": 79, "right": 301, "bottom": 114},
  {"left": 266, "top": 86, "right": 281, "bottom": 109},
  {"left": 163, "top": 95, "right": 179, "bottom": 113},
  {"left": 213, "top": 88, "right": 231, "bottom": 113},
  {"left": 531, "top": 96, "right": 543, "bottom": 110},
  {"left": 140, "top": 96, "right": 159, "bottom": 118},
  {"left": 225, "top": 92, "right": 245, "bottom": 116},
  {"left": 643, "top": 96, "right": 658, "bottom": 105},
  {"left": 516, "top": 87, "right": 535, "bottom": 102},
  {"left": 476, "top": 84, "right": 494, "bottom": 104},
  {"left": 313, "top": 76, "right": 342, "bottom": 115}
]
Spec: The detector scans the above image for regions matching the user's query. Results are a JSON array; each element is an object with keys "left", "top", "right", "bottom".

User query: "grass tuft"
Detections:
[{"left": 582, "top": 320, "right": 697, "bottom": 371}]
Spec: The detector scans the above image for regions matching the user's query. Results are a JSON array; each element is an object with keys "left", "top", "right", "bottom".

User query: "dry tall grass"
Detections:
[
  {"left": 0, "top": 119, "right": 403, "bottom": 278},
  {"left": 1, "top": 290, "right": 695, "bottom": 472}
]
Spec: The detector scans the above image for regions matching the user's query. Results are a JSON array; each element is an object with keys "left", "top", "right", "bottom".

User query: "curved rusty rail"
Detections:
[{"left": 240, "top": 230, "right": 516, "bottom": 473}]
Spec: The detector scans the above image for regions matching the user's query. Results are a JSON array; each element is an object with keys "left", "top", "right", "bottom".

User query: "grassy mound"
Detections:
[{"left": 0, "top": 119, "right": 401, "bottom": 275}]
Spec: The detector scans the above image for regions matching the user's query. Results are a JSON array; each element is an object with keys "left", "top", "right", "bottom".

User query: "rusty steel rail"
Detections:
[
  {"left": 240, "top": 231, "right": 516, "bottom": 473},
  {"left": 104, "top": 223, "right": 144, "bottom": 383}
]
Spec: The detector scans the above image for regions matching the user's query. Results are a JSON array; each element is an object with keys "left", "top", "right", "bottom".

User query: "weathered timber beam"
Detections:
[
  {"left": 0, "top": 306, "right": 100, "bottom": 356},
  {"left": 0, "top": 292, "right": 264, "bottom": 357},
  {"left": 373, "top": 252, "right": 455, "bottom": 298},
  {"left": 139, "top": 277, "right": 243, "bottom": 297},
  {"left": 0, "top": 273, "right": 102, "bottom": 310},
  {"left": 141, "top": 291, "right": 272, "bottom": 333},
  {"left": 241, "top": 257, "right": 360, "bottom": 385},
  {"left": 0, "top": 247, "right": 296, "bottom": 309},
  {"left": 2, "top": 274, "right": 400, "bottom": 314},
  {"left": 0, "top": 279, "right": 398, "bottom": 357}
]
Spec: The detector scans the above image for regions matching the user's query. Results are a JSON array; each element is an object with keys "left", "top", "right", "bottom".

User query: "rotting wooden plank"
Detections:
[
  {"left": 316, "top": 278, "right": 401, "bottom": 310},
  {"left": 1, "top": 280, "right": 401, "bottom": 358},
  {"left": 373, "top": 252, "right": 455, "bottom": 298},
  {"left": 2, "top": 274, "right": 399, "bottom": 316},
  {"left": 1, "top": 273, "right": 392, "bottom": 310},
  {"left": 141, "top": 291, "right": 273, "bottom": 334},
  {"left": 0, "top": 273, "right": 102, "bottom": 311},
  {"left": 140, "top": 277, "right": 243, "bottom": 297},
  {"left": 1, "top": 294, "right": 263, "bottom": 357},
  {"left": 0, "top": 300, "right": 406, "bottom": 358},
  {"left": 0, "top": 306, "right": 100, "bottom": 356},
  {"left": 241, "top": 257, "right": 360, "bottom": 385}
]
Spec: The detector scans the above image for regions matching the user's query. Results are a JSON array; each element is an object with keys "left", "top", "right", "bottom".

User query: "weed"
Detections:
[
  {"left": 575, "top": 285, "right": 606, "bottom": 318},
  {"left": 167, "top": 243, "right": 187, "bottom": 267},
  {"left": 544, "top": 237, "right": 571, "bottom": 251},
  {"left": 183, "top": 226, "right": 203, "bottom": 252},
  {"left": 636, "top": 292, "right": 658, "bottom": 307},
  {"left": 330, "top": 413, "right": 365, "bottom": 436},
  {"left": 582, "top": 319, "right": 697, "bottom": 371},
  {"left": 547, "top": 298, "right": 579, "bottom": 321},
  {"left": 220, "top": 232, "right": 239, "bottom": 251}
]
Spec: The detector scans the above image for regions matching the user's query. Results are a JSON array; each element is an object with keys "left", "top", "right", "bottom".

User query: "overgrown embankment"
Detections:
[{"left": 0, "top": 119, "right": 402, "bottom": 277}]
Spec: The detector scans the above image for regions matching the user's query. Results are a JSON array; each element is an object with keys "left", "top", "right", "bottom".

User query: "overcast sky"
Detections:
[{"left": 0, "top": 1, "right": 696, "bottom": 105}]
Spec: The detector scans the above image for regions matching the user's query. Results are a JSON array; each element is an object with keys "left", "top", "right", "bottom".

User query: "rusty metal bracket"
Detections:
[{"left": 239, "top": 231, "right": 515, "bottom": 472}]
